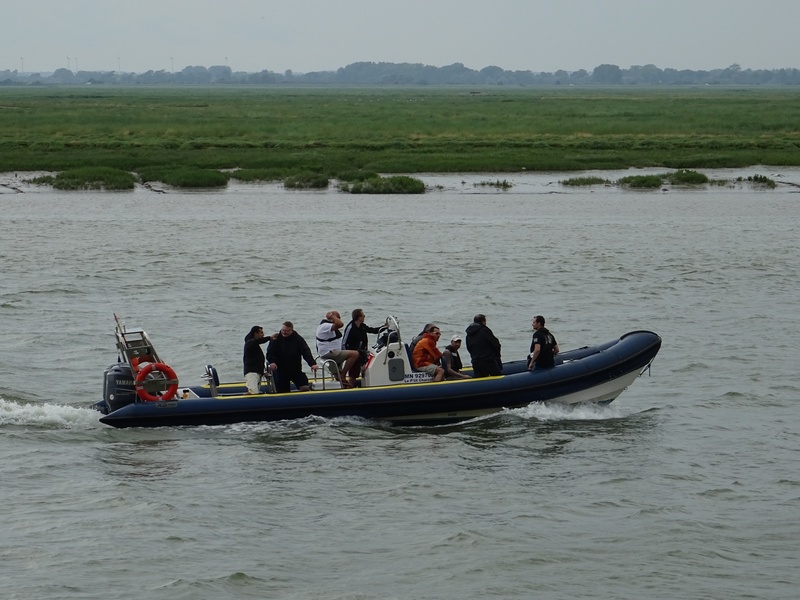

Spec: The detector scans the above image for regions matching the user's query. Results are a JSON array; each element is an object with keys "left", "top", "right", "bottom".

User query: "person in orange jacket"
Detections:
[{"left": 411, "top": 324, "right": 445, "bottom": 382}]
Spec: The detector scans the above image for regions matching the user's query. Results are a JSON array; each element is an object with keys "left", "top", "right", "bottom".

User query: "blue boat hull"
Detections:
[{"left": 97, "top": 331, "right": 661, "bottom": 429}]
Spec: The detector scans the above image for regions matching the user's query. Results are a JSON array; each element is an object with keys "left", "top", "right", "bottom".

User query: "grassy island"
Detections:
[{"left": 2, "top": 86, "right": 799, "bottom": 189}]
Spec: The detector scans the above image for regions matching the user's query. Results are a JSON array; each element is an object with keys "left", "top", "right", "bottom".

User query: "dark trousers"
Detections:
[
  {"left": 273, "top": 369, "right": 309, "bottom": 393},
  {"left": 472, "top": 358, "right": 502, "bottom": 378}
]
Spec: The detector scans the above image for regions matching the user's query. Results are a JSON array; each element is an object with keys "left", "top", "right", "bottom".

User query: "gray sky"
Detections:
[{"left": 6, "top": 0, "right": 800, "bottom": 74}]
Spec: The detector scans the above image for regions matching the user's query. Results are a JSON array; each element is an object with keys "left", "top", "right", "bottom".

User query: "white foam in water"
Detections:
[
  {"left": 0, "top": 394, "right": 635, "bottom": 431},
  {"left": 220, "top": 405, "right": 636, "bottom": 433},
  {"left": 0, "top": 396, "right": 102, "bottom": 429},
  {"left": 221, "top": 414, "right": 379, "bottom": 434},
  {"left": 506, "top": 401, "right": 634, "bottom": 421}
]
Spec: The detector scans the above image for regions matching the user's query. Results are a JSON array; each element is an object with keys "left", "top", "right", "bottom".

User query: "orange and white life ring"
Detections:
[{"left": 134, "top": 362, "right": 179, "bottom": 402}]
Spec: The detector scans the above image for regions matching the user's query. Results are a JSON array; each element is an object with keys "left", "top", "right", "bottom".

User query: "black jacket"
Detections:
[
  {"left": 465, "top": 322, "right": 502, "bottom": 362},
  {"left": 443, "top": 346, "right": 464, "bottom": 372},
  {"left": 530, "top": 327, "right": 558, "bottom": 368},
  {"left": 342, "top": 320, "right": 383, "bottom": 351},
  {"left": 243, "top": 335, "right": 270, "bottom": 376},
  {"left": 266, "top": 332, "right": 316, "bottom": 371}
]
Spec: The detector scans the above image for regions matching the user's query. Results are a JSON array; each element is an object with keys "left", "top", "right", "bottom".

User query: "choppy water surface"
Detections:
[{"left": 1, "top": 170, "right": 798, "bottom": 599}]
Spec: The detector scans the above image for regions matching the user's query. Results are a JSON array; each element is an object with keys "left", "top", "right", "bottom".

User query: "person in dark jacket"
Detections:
[
  {"left": 341, "top": 308, "right": 384, "bottom": 387},
  {"left": 442, "top": 334, "right": 470, "bottom": 380},
  {"left": 266, "top": 321, "right": 318, "bottom": 393},
  {"left": 465, "top": 314, "right": 503, "bottom": 377},
  {"left": 243, "top": 325, "right": 277, "bottom": 394},
  {"left": 528, "top": 315, "right": 559, "bottom": 370}
]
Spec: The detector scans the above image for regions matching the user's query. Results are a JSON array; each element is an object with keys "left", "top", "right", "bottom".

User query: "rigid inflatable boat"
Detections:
[{"left": 94, "top": 316, "right": 661, "bottom": 429}]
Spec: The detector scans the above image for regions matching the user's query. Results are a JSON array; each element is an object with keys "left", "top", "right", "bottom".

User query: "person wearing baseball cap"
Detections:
[{"left": 443, "top": 334, "right": 470, "bottom": 380}]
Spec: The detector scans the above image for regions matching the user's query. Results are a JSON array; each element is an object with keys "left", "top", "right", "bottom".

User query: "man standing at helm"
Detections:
[{"left": 341, "top": 308, "right": 384, "bottom": 388}]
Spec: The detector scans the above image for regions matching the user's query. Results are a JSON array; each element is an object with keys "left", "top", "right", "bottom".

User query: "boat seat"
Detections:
[
  {"left": 315, "top": 355, "right": 345, "bottom": 385},
  {"left": 310, "top": 380, "right": 343, "bottom": 391},
  {"left": 404, "top": 344, "right": 422, "bottom": 372},
  {"left": 316, "top": 354, "right": 340, "bottom": 372},
  {"left": 202, "top": 364, "right": 220, "bottom": 396},
  {"left": 316, "top": 353, "right": 366, "bottom": 383}
]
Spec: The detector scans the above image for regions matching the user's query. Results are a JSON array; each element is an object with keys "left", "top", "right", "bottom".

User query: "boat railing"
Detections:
[
  {"left": 385, "top": 315, "right": 401, "bottom": 343},
  {"left": 262, "top": 369, "right": 277, "bottom": 394},
  {"left": 202, "top": 364, "right": 219, "bottom": 396},
  {"left": 314, "top": 357, "right": 343, "bottom": 390},
  {"left": 115, "top": 328, "right": 162, "bottom": 374}
]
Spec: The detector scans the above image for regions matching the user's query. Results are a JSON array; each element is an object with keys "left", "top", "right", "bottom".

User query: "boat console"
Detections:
[{"left": 361, "top": 316, "right": 433, "bottom": 387}]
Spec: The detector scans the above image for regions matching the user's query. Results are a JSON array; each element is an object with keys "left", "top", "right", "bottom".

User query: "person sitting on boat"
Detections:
[
  {"left": 442, "top": 334, "right": 471, "bottom": 380},
  {"left": 528, "top": 315, "right": 559, "bottom": 370},
  {"left": 465, "top": 314, "right": 503, "bottom": 377},
  {"left": 243, "top": 325, "right": 277, "bottom": 394},
  {"left": 267, "top": 321, "right": 318, "bottom": 393},
  {"left": 408, "top": 322, "right": 435, "bottom": 358},
  {"left": 341, "top": 308, "right": 384, "bottom": 388},
  {"left": 411, "top": 325, "right": 445, "bottom": 382},
  {"left": 316, "top": 310, "right": 360, "bottom": 387}
]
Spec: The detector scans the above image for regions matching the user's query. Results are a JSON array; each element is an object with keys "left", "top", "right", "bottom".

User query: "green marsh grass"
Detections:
[
  {"left": 29, "top": 167, "right": 136, "bottom": 190},
  {"left": 560, "top": 176, "right": 611, "bottom": 186},
  {"left": 138, "top": 166, "right": 230, "bottom": 188},
  {"left": 340, "top": 175, "right": 425, "bottom": 194},
  {"left": 563, "top": 169, "right": 774, "bottom": 190},
  {"left": 284, "top": 173, "right": 330, "bottom": 189},
  {"left": 667, "top": 169, "right": 709, "bottom": 184},
  {"left": 618, "top": 175, "right": 664, "bottom": 189},
  {"left": 744, "top": 174, "right": 777, "bottom": 188},
  {"left": 230, "top": 168, "right": 285, "bottom": 182},
  {"left": 3, "top": 87, "right": 800, "bottom": 190}
]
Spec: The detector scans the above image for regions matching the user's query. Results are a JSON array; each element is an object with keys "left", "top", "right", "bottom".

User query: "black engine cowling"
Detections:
[{"left": 100, "top": 363, "right": 137, "bottom": 414}]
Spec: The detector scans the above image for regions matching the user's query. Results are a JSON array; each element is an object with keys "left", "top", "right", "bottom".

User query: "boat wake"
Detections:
[
  {"left": 0, "top": 396, "right": 101, "bottom": 429},
  {"left": 0, "top": 391, "right": 639, "bottom": 433},
  {"left": 505, "top": 401, "right": 636, "bottom": 421}
]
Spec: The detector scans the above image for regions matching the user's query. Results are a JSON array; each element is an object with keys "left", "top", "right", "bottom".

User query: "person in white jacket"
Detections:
[{"left": 315, "top": 310, "right": 360, "bottom": 387}]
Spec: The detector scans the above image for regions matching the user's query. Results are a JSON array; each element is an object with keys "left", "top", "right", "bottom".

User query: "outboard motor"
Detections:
[{"left": 100, "top": 362, "right": 137, "bottom": 414}]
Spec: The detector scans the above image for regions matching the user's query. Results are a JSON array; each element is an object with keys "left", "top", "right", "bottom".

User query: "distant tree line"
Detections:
[{"left": 3, "top": 61, "right": 800, "bottom": 86}]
